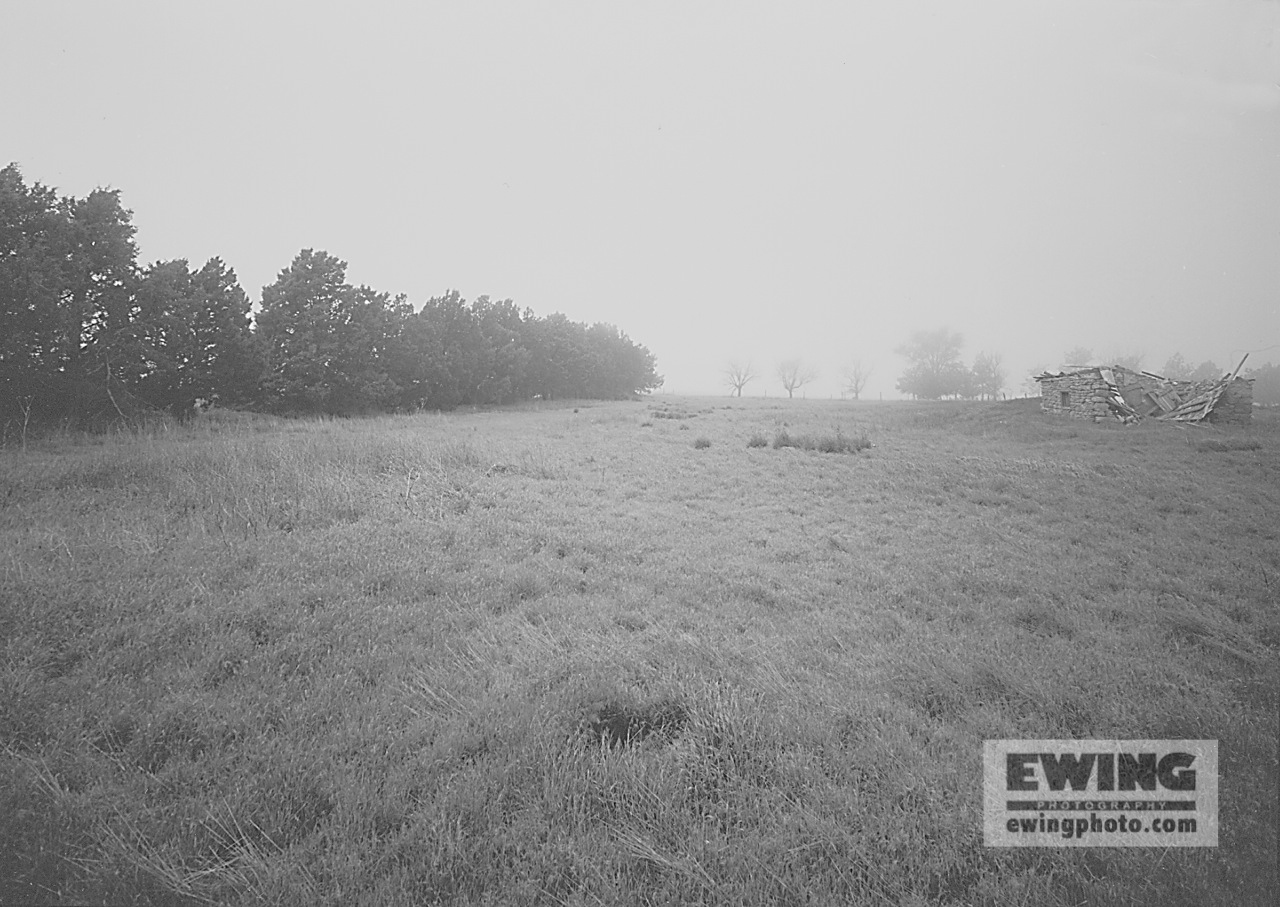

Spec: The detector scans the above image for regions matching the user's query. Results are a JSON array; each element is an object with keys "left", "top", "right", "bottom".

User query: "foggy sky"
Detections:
[{"left": 4, "top": 0, "right": 1278, "bottom": 398}]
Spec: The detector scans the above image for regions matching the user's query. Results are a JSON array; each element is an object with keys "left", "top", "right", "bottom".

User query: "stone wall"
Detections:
[
  {"left": 1037, "top": 373, "right": 1114, "bottom": 420},
  {"left": 1038, "top": 369, "right": 1254, "bottom": 424},
  {"left": 1209, "top": 379, "right": 1253, "bottom": 424}
]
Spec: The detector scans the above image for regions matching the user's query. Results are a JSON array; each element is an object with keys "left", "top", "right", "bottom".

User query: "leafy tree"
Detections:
[
  {"left": 256, "top": 250, "right": 402, "bottom": 414},
  {"left": 1243, "top": 362, "right": 1279, "bottom": 405},
  {"left": 0, "top": 164, "right": 140, "bottom": 425},
  {"left": 1023, "top": 366, "right": 1051, "bottom": 397},
  {"left": 472, "top": 295, "right": 529, "bottom": 404},
  {"left": 777, "top": 359, "right": 818, "bottom": 398},
  {"left": 386, "top": 300, "right": 449, "bottom": 410},
  {"left": 191, "top": 258, "right": 267, "bottom": 405},
  {"left": 841, "top": 360, "right": 871, "bottom": 400},
  {"left": 1191, "top": 360, "right": 1222, "bottom": 382},
  {"left": 132, "top": 258, "right": 263, "bottom": 413},
  {"left": 327, "top": 283, "right": 404, "bottom": 413},
  {"left": 1061, "top": 346, "right": 1094, "bottom": 369},
  {"left": 725, "top": 361, "right": 756, "bottom": 397},
  {"left": 0, "top": 165, "right": 71, "bottom": 414},
  {"left": 1108, "top": 351, "right": 1145, "bottom": 372},
  {"left": 583, "top": 322, "right": 660, "bottom": 399},
  {"left": 971, "top": 352, "right": 1006, "bottom": 400},
  {"left": 417, "top": 289, "right": 487, "bottom": 407},
  {"left": 1161, "top": 353, "right": 1194, "bottom": 381},
  {"left": 64, "top": 187, "right": 142, "bottom": 390},
  {"left": 389, "top": 295, "right": 660, "bottom": 409},
  {"left": 896, "top": 328, "right": 968, "bottom": 399}
]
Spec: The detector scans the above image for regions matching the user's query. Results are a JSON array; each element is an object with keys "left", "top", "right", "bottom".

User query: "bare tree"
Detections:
[
  {"left": 971, "top": 352, "right": 1006, "bottom": 400},
  {"left": 724, "top": 360, "right": 757, "bottom": 397},
  {"left": 841, "top": 360, "right": 872, "bottom": 400},
  {"left": 17, "top": 396, "right": 33, "bottom": 452},
  {"left": 777, "top": 359, "right": 818, "bottom": 399},
  {"left": 1023, "top": 366, "right": 1050, "bottom": 397}
]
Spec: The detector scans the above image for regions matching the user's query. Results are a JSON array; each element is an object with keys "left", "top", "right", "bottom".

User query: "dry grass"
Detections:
[{"left": 2, "top": 397, "right": 1277, "bottom": 905}]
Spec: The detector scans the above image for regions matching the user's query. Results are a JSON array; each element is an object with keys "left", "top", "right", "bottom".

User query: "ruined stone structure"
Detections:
[{"left": 1035, "top": 366, "right": 1253, "bottom": 425}]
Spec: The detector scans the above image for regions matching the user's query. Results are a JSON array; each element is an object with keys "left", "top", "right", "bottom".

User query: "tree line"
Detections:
[
  {"left": 728, "top": 332, "right": 1278, "bottom": 404},
  {"left": 725, "top": 329, "right": 1007, "bottom": 400},
  {"left": 894, "top": 329, "right": 1006, "bottom": 400},
  {"left": 0, "top": 165, "right": 662, "bottom": 430}
]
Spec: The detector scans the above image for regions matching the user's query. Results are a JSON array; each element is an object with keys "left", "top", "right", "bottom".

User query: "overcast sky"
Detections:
[{"left": 5, "top": 0, "right": 1278, "bottom": 398}]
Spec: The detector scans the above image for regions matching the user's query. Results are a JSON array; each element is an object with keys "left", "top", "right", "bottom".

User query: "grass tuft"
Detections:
[
  {"left": 1195, "top": 437, "right": 1262, "bottom": 452},
  {"left": 772, "top": 426, "right": 871, "bottom": 453}
]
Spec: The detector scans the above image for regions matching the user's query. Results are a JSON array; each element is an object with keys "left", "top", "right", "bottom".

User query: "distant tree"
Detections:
[
  {"left": 1191, "top": 360, "right": 1222, "bottom": 382},
  {"left": 841, "top": 360, "right": 871, "bottom": 400},
  {"left": 393, "top": 296, "right": 661, "bottom": 409},
  {"left": 1108, "top": 351, "right": 1146, "bottom": 372},
  {"left": 1243, "top": 362, "right": 1279, "bottom": 405},
  {"left": 896, "top": 328, "right": 968, "bottom": 399},
  {"left": 582, "top": 321, "right": 661, "bottom": 399},
  {"left": 777, "top": 359, "right": 818, "bottom": 398},
  {"left": 1161, "top": 353, "right": 1194, "bottom": 381},
  {"left": 1062, "top": 346, "right": 1094, "bottom": 369},
  {"left": 724, "top": 360, "right": 756, "bottom": 397},
  {"left": 971, "top": 352, "right": 1006, "bottom": 400},
  {"left": 1022, "top": 367, "right": 1050, "bottom": 397}
]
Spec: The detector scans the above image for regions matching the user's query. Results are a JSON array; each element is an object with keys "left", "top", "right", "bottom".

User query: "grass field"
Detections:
[{"left": 2, "top": 396, "right": 1277, "bottom": 906}]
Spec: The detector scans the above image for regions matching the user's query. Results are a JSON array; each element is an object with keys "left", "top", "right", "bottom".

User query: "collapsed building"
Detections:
[{"left": 1034, "top": 362, "right": 1253, "bottom": 425}]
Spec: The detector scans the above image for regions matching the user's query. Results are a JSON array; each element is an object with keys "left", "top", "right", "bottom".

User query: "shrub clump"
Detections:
[
  {"left": 694, "top": 438, "right": 711, "bottom": 449},
  {"left": 1195, "top": 438, "right": 1262, "bottom": 452},
  {"left": 747, "top": 433, "right": 769, "bottom": 448},
  {"left": 772, "top": 426, "right": 870, "bottom": 454}
]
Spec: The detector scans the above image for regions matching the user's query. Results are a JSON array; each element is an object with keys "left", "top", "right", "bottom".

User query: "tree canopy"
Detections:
[
  {"left": 0, "top": 164, "right": 663, "bottom": 429},
  {"left": 895, "top": 328, "right": 970, "bottom": 399}
]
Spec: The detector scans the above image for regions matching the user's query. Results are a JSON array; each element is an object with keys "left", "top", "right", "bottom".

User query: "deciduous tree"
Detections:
[
  {"left": 1108, "top": 351, "right": 1145, "bottom": 372},
  {"left": 971, "top": 352, "right": 1006, "bottom": 400},
  {"left": 0, "top": 164, "right": 141, "bottom": 425},
  {"left": 777, "top": 359, "right": 817, "bottom": 398},
  {"left": 841, "top": 360, "right": 871, "bottom": 400},
  {"left": 256, "top": 249, "right": 402, "bottom": 414},
  {"left": 132, "top": 257, "right": 263, "bottom": 413},
  {"left": 1161, "top": 353, "right": 1193, "bottom": 381},
  {"left": 1243, "top": 362, "right": 1279, "bottom": 405},
  {"left": 1191, "top": 360, "right": 1222, "bottom": 381},
  {"left": 724, "top": 360, "right": 756, "bottom": 397},
  {"left": 1061, "top": 346, "right": 1094, "bottom": 369},
  {"left": 896, "top": 328, "right": 968, "bottom": 399}
]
